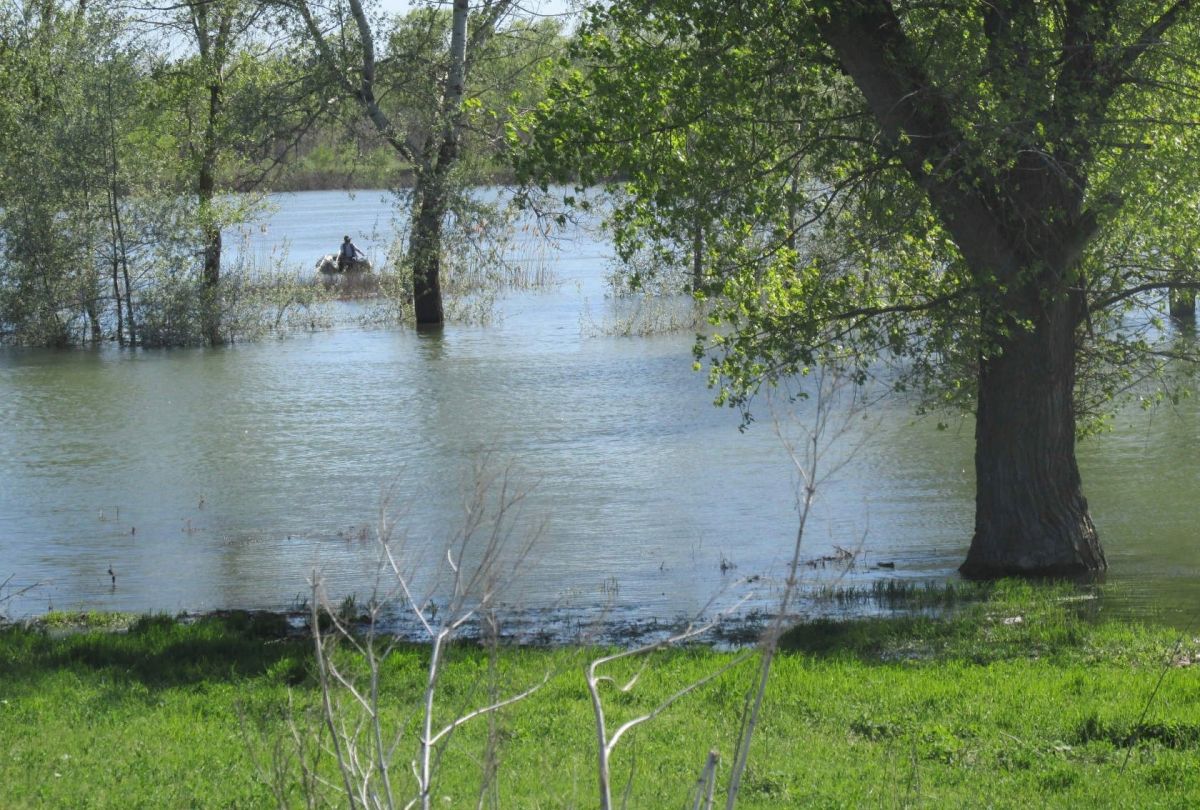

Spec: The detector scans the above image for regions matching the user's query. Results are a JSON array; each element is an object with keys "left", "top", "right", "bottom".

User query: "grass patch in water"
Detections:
[
  {"left": 0, "top": 582, "right": 1197, "bottom": 807},
  {"left": 36, "top": 610, "right": 140, "bottom": 631}
]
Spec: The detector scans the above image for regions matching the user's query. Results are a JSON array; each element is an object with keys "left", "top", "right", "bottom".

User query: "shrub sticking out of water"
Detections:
[
  {"left": 353, "top": 247, "right": 559, "bottom": 329},
  {"left": 227, "top": 271, "right": 338, "bottom": 337},
  {"left": 314, "top": 268, "right": 383, "bottom": 300},
  {"left": 130, "top": 248, "right": 339, "bottom": 347}
]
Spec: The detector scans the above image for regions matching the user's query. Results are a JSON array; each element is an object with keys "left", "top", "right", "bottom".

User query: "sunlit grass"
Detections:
[
  {"left": 1, "top": 585, "right": 1197, "bottom": 807},
  {"left": 37, "top": 610, "right": 138, "bottom": 631}
]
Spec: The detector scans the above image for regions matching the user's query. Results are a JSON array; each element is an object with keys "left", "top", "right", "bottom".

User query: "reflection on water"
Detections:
[{"left": 0, "top": 191, "right": 1197, "bottom": 630}]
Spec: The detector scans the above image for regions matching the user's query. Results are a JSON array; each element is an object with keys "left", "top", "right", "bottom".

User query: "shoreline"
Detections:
[
  {"left": 3, "top": 582, "right": 1197, "bottom": 806},
  {"left": 245, "top": 167, "right": 520, "bottom": 195}
]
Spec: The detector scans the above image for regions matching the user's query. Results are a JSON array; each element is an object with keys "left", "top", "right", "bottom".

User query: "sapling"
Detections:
[
  {"left": 302, "top": 459, "right": 548, "bottom": 810},
  {"left": 586, "top": 593, "right": 755, "bottom": 810},
  {"left": 724, "top": 367, "right": 867, "bottom": 808}
]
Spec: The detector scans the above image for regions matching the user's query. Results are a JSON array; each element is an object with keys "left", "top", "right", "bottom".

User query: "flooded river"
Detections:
[{"left": 0, "top": 191, "right": 1197, "bottom": 633}]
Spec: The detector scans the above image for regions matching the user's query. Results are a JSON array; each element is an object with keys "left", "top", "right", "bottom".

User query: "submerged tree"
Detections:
[
  {"left": 522, "top": 0, "right": 1200, "bottom": 576},
  {"left": 283, "top": 0, "right": 534, "bottom": 326},
  {"left": 143, "top": 0, "right": 312, "bottom": 345}
]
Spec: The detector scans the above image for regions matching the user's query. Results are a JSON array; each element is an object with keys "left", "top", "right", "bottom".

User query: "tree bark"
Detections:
[
  {"left": 403, "top": 0, "right": 469, "bottom": 326},
  {"left": 962, "top": 288, "right": 1106, "bottom": 577},
  {"left": 199, "top": 152, "right": 223, "bottom": 345},
  {"left": 107, "top": 115, "right": 133, "bottom": 346},
  {"left": 110, "top": 249, "right": 124, "bottom": 346},
  {"left": 411, "top": 0, "right": 467, "bottom": 326},
  {"left": 121, "top": 243, "right": 136, "bottom": 347},
  {"left": 408, "top": 165, "right": 447, "bottom": 326}
]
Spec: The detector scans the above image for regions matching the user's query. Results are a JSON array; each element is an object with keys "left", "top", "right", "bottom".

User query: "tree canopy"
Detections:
[{"left": 520, "top": 0, "right": 1200, "bottom": 575}]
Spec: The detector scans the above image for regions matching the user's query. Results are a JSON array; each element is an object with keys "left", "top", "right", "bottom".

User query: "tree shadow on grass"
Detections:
[
  {"left": 777, "top": 594, "right": 1114, "bottom": 666},
  {"left": 0, "top": 611, "right": 311, "bottom": 690},
  {"left": 774, "top": 578, "right": 1146, "bottom": 665},
  {"left": 778, "top": 615, "right": 959, "bottom": 662}
]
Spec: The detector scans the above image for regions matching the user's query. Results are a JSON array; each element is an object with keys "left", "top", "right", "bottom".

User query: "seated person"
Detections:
[{"left": 337, "top": 235, "right": 364, "bottom": 271}]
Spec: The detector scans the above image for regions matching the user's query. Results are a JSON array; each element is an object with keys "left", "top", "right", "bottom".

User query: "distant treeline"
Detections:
[{"left": 260, "top": 129, "right": 519, "bottom": 193}]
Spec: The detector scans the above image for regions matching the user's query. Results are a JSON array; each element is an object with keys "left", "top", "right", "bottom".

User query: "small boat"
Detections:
[{"left": 316, "top": 254, "right": 372, "bottom": 274}]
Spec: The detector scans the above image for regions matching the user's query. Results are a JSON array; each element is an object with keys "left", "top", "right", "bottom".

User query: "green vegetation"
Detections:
[
  {"left": 2, "top": 584, "right": 1197, "bottom": 807},
  {"left": 36, "top": 611, "right": 139, "bottom": 631},
  {"left": 0, "top": 1, "right": 567, "bottom": 345},
  {"left": 518, "top": 1, "right": 1200, "bottom": 577}
]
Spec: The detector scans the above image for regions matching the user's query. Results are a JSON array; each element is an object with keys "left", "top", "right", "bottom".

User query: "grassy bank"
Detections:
[{"left": 1, "top": 583, "right": 1197, "bottom": 807}]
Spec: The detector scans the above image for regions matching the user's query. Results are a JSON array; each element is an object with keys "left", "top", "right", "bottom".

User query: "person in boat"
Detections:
[{"left": 337, "top": 235, "right": 365, "bottom": 271}]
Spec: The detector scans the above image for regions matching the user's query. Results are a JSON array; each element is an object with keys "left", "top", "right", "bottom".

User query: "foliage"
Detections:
[
  {"left": 0, "top": 2, "right": 302, "bottom": 347},
  {"left": 0, "top": 3, "right": 130, "bottom": 345},
  {"left": 519, "top": 0, "right": 1200, "bottom": 429},
  {"left": 285, "top": 0, "right": 570, "bottom": 324},
  {"left": 0, "top": 1, "right": 569, "bottom": 346}
]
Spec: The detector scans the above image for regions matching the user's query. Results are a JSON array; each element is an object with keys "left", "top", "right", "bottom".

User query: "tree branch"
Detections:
[
  {"left": 1109, "top": 0, "right": 1192, "bottom": 83},
  {"left": 287, "top": 0, "right": 416, "bottom": 163},
  {"left": 816, "top": 0, "right": 1019, "bottom": 281},
  {"left": 1092, "top": 280, "right": 1200, "bottom": 312}
]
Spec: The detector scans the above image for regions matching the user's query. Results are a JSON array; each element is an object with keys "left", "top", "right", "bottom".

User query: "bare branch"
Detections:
[{"left": 427, "top": 672, "right": 550, "bottom": 746}]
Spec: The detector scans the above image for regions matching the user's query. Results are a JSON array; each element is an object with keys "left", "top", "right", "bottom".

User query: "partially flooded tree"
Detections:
[
  {"left": 523, "top": 0, "right": 1200, "bottom": 577},
  {"left": 282, "top": 0, "right": 527, "bottom": 326},
  {"left": 189, "top": 0, "right": 243, "bottom": 345},
  {"left": 139, "top": 0, "right": 272, "bottom": 345},
  {"left": 134, "top": 0, "right": 330, "bottom": 345},
  {"left": 0, "top": 2, "right": 138, "bottom": 345}
]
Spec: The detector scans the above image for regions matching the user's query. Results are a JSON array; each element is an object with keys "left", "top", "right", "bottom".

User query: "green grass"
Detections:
[
  {"left": 37, "top": 610, "right": 140, "bottom": 631},
  {"left": 1, "top": 584, "right": 1198, "bottom": 807}
]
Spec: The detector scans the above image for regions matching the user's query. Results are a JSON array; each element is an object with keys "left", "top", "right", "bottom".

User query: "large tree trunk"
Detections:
[
  {"left": 961, "top": 286, "right": 1106, "bottom": 577},
  {"left": 110, "top": 252, "right": 124, "bottom": 346},
  {"left": 818, "top": 5, "right": 1107, "bottom": 577},
  {"left": 200, "top": 212, "right": 223, "bottom": 345},
  {"left": 406, "top": 0, "right": 467, "bottom": 329}
]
